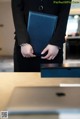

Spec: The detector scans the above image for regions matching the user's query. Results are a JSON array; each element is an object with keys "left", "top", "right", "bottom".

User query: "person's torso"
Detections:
[
  {"left": 22, "top": 0, "right": 60, "bottom": 24},
  {"left": 23, "top": 0, "right": 59, "bottom": 13}
]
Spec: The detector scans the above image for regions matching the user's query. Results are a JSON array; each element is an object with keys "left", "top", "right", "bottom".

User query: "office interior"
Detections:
[
  {"left": 0, "top": 0, "right": 80, "bottom": 72},
  {"left": 0, "top": 73, "right": 80, "bottom": 119},
  {"left": 0, "top": 1, "right": 80, "bottom": 118}
]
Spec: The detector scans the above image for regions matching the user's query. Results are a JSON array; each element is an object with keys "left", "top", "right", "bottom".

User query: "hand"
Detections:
[
  {"left": 41, "top": 44, "right": 59, "bottom": 60},
  {"left": 21, "top": 43, "right": 36, "bottom": 58}
]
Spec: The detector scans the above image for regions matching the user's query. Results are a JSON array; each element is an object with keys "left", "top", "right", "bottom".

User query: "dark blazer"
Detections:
[{"left": 11, "top": 0, "right": 71, "bottom": 48}]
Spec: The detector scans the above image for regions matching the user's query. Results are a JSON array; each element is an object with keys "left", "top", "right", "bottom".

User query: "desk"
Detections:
[
  {"left": 0, "top": 73, "right": 80, "bottom": 111},
  {"left": 5, "top": 87, "right": 80, "bottom": 119}
]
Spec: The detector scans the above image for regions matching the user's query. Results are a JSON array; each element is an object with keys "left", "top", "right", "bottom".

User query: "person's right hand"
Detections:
[{"left": 21, "top": 43, "right": 36, "bottom": 58}]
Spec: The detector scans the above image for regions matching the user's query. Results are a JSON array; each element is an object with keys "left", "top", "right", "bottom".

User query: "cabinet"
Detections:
[{"left": 66, "top": 37, "right": 80, "bottom": 59}]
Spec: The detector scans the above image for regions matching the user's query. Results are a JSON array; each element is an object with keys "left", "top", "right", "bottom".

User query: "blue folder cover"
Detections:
[{"left": 27, "top": 11, "right": 58, "bottom": 56}]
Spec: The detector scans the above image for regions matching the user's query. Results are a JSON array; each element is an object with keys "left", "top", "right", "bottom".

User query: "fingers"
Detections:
[
  {"left": 29, "top": 53, "right": 36, "bottom": 57},
  {"left": 41, "top": 53, "right": 51, "bottom": 59},
  {"left": 21, "top": 44, "right": 36, "bottom": 58},
  {"left": 30, "top": 49, "right": 36, "bottom": 57},
  {"left": 52, "top": 56, "right": 56, "bottom": 60},
  {"left": 41, "top": 47, "right": 48, "bottom": 55},
  {"left": 48, "top": 55, "right": 54, "bottom": 60},
  {"left": 41, "top": 53, "right": 56, "bottom": 60},
  {"left": 41, "top": 44, "right": 59, "bottom": 60},
  {"left": 22, "top": 52, "right": 36, "bottom": 58},
  {"left": 29, "top": 49, "right": 36, "bottom": 57},
  {"left": 41, "top": 46, "right": 52, "bottom": 59}
]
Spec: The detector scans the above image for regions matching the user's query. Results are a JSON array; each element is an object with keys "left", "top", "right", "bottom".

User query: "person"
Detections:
[{"left": 11, "top": 0, "right": 72, "bottom": 72}]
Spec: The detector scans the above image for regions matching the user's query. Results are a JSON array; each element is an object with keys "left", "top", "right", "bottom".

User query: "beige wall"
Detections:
[{"left": 0, "top": 1, "right": 14, "bottom": 56}]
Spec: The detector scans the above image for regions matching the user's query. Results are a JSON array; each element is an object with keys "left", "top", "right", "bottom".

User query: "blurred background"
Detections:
[{"left": 0, "top": 0, "right": 80, "bottom": 72}]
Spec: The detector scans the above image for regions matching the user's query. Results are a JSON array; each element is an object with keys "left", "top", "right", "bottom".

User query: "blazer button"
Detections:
[{"left": 39, "top": 5, "right": 43, "bottom": 11}]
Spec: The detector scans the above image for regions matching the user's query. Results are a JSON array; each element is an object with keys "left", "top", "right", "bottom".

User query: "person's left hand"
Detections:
[{"left": 41, "top": 44, "right": 59, "bottom": 60}]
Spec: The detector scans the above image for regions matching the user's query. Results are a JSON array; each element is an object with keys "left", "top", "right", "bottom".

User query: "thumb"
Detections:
[
  {"left": 41, "top": 46, "right": 48, "bottom": 54},
  {"left": 31, "top": 48, "right": 34, "bottom": 54}
]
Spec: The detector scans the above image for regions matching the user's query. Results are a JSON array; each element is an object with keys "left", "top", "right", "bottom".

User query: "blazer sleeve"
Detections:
[
  {"left": 11, "top": 0, "right": 30, "bottom": 45},
  {"left": 49, "top": 0, "right": 72, "bottom": 48}
]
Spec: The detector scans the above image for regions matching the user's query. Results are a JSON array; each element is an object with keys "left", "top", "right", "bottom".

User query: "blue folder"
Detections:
[{"left": 27, "top": 11, "right": 58, "bottom": 56}]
